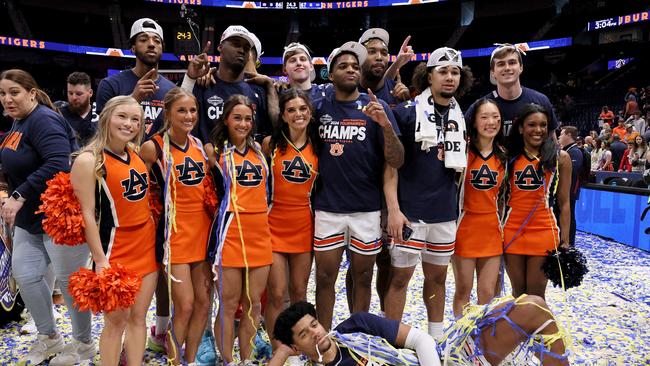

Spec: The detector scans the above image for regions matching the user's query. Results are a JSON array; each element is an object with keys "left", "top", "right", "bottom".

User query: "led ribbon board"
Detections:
[
  {"left": 587, "top": 10, "right": 650, "bottom": 31},
  {"left": 0, "top": 35, "right": 572, "bottom": 64},
  {"left": 144, "top": 0, "right": 444, "bottom": 9}
]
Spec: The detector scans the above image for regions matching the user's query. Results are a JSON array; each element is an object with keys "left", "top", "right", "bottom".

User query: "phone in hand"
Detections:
[{"left": 402, "top": 224, "right": 414, "bottom": 241}]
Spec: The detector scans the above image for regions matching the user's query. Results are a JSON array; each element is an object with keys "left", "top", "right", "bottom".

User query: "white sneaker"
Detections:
[
  {"left": 49, "top": 339, "right": 97, "bottom": 366},
  {"left": 18, "top": 333, "right": 64, "bottom": 365},
  {"left": 20, "top": 318, "right": 37, "bottom": 334}
]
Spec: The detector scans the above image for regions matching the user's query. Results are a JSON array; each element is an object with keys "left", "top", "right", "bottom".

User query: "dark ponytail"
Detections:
[{"left": 0, "top": 69, "right": 58, "bottom": 113}]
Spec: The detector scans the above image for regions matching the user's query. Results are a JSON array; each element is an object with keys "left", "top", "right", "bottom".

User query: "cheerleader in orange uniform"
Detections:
[
  {"left": 205, "top": 95, "right": 271, "bottom": 365},
  {"left": 140, "top": 87, "right": 212, "bottom": 364},
  {"left": 70, "top": 96, "right": 157, "bottom": 366},
  {"left": 453, "top": 99, "right": 506, "bottom": 317},
  {"left": 261, "top": 88, "right": 319, "bottom": 352},
  {"left": 503, "top": 103, "right": 571, "bottom": 299}
]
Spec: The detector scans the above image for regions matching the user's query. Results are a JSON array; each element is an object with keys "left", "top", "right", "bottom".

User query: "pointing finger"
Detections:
[
  {"left": 400, "top": 36, "right": 411, "bottom": 52},
  {"left": 367, "top": 88, "right": 378, "bottom": 102},
  {"left": 201, "top": 41, "right": 212, "bottom": 55},
  {"left": 141, "top": 68, "right": 156, "bottom": 80}
]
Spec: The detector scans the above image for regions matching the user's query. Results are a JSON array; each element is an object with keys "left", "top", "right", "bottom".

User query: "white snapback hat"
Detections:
[
  {"left": 427, "top": 47, "right": 463, "bottom": 69},
  {"left": 220, "top": 25, "right": 254, "bottom": 48},
  {"left": 130, "top": 18, "right": 163, "bottom": 41},
  {"left": 326, "top": 41, "right": 368, "bottom": 73},
  {"left": 359, "top": 28, "right": 389, "bottom": 47}
]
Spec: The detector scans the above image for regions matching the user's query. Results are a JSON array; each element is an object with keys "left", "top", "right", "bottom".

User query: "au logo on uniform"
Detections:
[
  {"left": 330, "top": 142, "right": 344, "bottom": 156},
  {"left": 281, "top": 157, "right": 311, "bottom": 183},
  {"left": 236, "top": 160, "right": 263, "bottom": 186},
  {"left": 121, "top": 169, "right": 148, "bottom": 201},
  {"left": 514, "top": 165, "right": 544, "bottom": 190},
  {"left": 470, "top": 165, "right": 499, "bottom": 190},
  {"left": 176, "top": 157, "right": 205, "bottom": 186}
]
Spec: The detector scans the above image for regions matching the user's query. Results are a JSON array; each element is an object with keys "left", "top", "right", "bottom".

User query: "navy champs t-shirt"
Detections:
[
  {"left": 193, "top": 76, "right": 269, "bottom": 144},
  {"left": 314, "top": 93, "right": 399, "bottom": 213},
  {"left": 464, "top": 87, "right": 558, "bottom": 137},
  {"left": 96, "top": 69, "right": 175, "bottom": 138}
]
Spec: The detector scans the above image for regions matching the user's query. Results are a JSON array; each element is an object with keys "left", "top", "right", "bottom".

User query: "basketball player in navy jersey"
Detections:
[
  {"left": 96, "top": 18, "right": 175, "bottom": 139},
  {"left": 464, "top": 44, "right": 558, "bottom": 139},
  {"left": 181, "top": 25, "right": 272, "bottom": 144},
  {"left": 358, "top": 28, "right": 410, "bottom": 108},
  {"left": 385, "top": 47, "right": 470, "bottom": 341},
  {"left": 281, "top": 42, "right": 332, "bottom": 104},
  {"left": 355, "top": 28, "right": 411, "bottom": 317},
  {"left": 313, "top": 41, "right": 404, "bottom": 331}
]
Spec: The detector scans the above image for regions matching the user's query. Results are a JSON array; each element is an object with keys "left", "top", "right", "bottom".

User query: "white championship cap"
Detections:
[
  {"left": 427, "top": 47, "right": 463, "bottom": 69},
  {"left": 130, "top": 18, "right": 164, "bottom": 41},
  {"left": 220, "top": 25, "right": 254, "bottom": 47},
  {"left": 326, "top": 41, "right": 368, "bottom": 73},
  {"left": 249, "top": 32, "right": 263, "bottom": 62},
  {"left": 283, "top": 43, "right": 316, "bottom": 82},
  {"left": 358, "top": 28, "right": 389, "bottom": 46}
]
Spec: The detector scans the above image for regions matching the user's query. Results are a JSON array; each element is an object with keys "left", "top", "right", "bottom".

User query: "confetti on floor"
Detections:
[{"left": 2, "top": 231, "right": 649, "bottom": 365}]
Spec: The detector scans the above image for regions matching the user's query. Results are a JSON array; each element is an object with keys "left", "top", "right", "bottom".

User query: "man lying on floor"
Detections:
[{"left": 269, "top": 296, "right": 569, "bottom": 366}]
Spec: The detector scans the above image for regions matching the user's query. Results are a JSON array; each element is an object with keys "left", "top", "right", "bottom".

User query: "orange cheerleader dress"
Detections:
[
  {"left": 268, "top": 141, "right": 318, "bottom": 254},
  {"left": 208, "top": 145, "right": 272, "bottom": 268},
  {"left": 151, "top": 135, "right": 211, "bottom": 264},
  {"left": 455, "top": 150, "right": 505, "bottom": 258},
  {"left": 98, "top": 148, "right": 157, "bottom": 277},
  {"left": 503, "top": 154, "right": 560, "bottom": 256}
]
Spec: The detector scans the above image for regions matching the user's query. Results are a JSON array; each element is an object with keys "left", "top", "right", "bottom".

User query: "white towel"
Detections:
[
  {"left": 414, "top": 88, "right": 467, "bottom": 171},
  {"left": 414, "top": 87, "right": 439, "bottom": 152}
]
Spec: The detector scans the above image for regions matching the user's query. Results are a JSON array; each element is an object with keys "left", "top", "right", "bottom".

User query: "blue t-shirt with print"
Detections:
[
  {"left": 314, "top": 93, "right": 400, "bottom": 213},
  {"left": 0, "top": 105, "right": 78, "bottom": 234},
  {"left": 392, "top": 100, "right": 458, "bottom": 223},
  {"left": 464, "top": 87, "right": 558, "bottom": 137},
  {"left": 193, "top": 76, "right": 269, "bottom": 144},
  {"left": 96, "top": 69, "right": 175, "bottom": 138}
]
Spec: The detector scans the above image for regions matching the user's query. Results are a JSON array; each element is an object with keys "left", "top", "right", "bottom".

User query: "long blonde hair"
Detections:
[{"left": 74, "top": 96, "right": 144, "bottom": 178}]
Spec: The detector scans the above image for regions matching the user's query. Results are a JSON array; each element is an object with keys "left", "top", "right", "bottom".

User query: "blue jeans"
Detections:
[{"left": 12, "top": 226, "right": 92, "bottom": 343}]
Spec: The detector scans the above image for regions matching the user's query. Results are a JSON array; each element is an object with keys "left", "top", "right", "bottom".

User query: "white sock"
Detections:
[
  {"left": 155, "top": 316, "right": 170, "bottom": 335},
  {"left": 428, "top": 321, "right": 444, "bottom": 341}
]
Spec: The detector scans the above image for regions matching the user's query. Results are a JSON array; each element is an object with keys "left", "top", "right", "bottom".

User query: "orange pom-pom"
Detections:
[
  {"left": 203, "top": 174, "right": 218, "bottom": 217},
  {"left": 36, "top": 172, "right": 85, "bottom": 245},
  {"left": 68, "top": 268, "right": 103, "bottom": 313},
  {"left": 68, "top": 263, "right": 142, "bottom": 313},
  {"left": 97, "top": 263, "right": 142, "bottom": 313}
]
